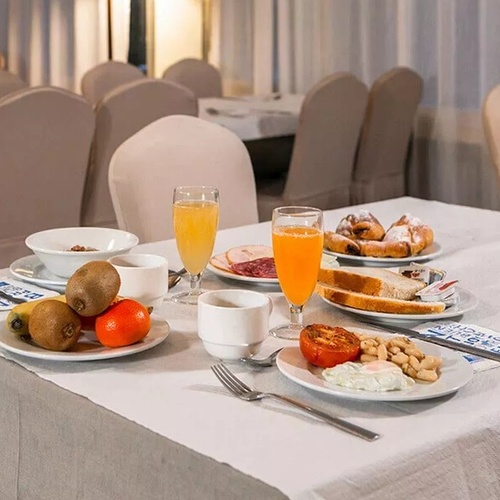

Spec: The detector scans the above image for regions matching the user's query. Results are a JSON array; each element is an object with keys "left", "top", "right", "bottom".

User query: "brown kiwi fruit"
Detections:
[
  {"left": 29, "top": 300, "right": 82, "bottom": 351},
  {"left": 65, "top": 261, "right": 121, "bottom": 317}
]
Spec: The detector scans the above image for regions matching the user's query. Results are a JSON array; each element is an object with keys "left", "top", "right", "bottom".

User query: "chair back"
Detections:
[
  {"left": 162, "top": 58, "right": 222, "bottom": 98},
  {"left": 0, "top": 87, "right": 95, "bottom": 267},
  {"left": 109, "top": 115, "right": 258, "bottom": 243},
  {"left": 0, "top": 53, "right": 5, "bottom": 70},
  {"left": 0, "top": 70, "right": 28, "bottom": 99},
  {"left": 351, "top": 66, "right": 423, "bottom": 203},
  {"left": 81, "top": 79, "right": 198, "bottom": 228},
  {"left": 483, "top": 84, "right": 500, "bottom": 183},
  {"left": 282, "top": 72, "right": 368, "bottom": 209},
  {"left": 81, "top": 61, "right": 145, "bottom": 106}
]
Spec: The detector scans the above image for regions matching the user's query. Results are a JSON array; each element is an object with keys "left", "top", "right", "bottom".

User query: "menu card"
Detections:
[{"left": 417, "top": 321, "right": 500, "bottom": 372}]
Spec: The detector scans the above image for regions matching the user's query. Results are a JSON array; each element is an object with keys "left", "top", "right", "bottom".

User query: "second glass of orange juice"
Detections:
[
  {"left": 172, "top": 186, "right": 219, "bottom": 304},
  {"left": 271, "top": 206, "right": 324, "bottom": 339}
]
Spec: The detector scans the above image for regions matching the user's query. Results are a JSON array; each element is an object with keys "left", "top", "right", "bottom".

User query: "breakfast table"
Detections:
[{"left": 1, "top": 196, "right": 500, "bottom": 500}]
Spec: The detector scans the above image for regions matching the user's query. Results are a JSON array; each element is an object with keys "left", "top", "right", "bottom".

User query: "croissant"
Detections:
[
  {"left": 358, "top": 240, "right": 411, "bottom": 258},
  {"left": 386, "top": 214, "right": 434, "bottom": 255},
  {"left": 324, "top": 232, "right": 360, "bottom": 255},
  {"left": 336, "top": 210, "right": 385, "bottom": 241}
]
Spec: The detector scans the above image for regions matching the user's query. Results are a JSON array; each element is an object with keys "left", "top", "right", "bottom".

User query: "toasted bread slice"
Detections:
[
  {"left": 316, "top": 283, "right": 446, "bottom": 315},
  {"left": 317, "top": 267, "right": 425, "bottom": 301}
]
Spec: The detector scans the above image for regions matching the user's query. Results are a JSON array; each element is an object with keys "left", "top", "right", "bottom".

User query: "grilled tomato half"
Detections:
[{"left": 299, "top": 324, "right": 361, "bottom": 368}]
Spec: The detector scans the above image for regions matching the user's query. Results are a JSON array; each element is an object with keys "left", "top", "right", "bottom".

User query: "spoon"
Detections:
[
  {"left": 168, "top": 268, "right": 187, "bottom": 289},
  {"left": 240, "top": 348, "right": 283, "bottom": 368}
]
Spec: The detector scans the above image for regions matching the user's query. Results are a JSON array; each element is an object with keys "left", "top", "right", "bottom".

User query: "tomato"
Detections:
[{"left": 299, "top": 324, "right": 361, "bottom": 368}]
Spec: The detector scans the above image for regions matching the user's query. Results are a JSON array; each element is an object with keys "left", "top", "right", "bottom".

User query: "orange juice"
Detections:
[
  {"left": 272, "top": 225, "right": 324, "bottom": 306},
  {"left": 173, "top": 200, "right": 219, "bottom": 275}
]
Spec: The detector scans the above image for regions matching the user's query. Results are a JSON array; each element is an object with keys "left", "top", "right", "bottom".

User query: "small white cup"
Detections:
[
  {"left": 198, "top": 289, "right": 273, "bottom": 360},
  {"left": 108, "top": 254, "right": 169, "bottom": 309}
]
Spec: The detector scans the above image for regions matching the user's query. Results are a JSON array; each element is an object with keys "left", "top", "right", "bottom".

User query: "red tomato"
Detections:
[{"left": 299, "top": 324, "right": 361, "bottom": 368}]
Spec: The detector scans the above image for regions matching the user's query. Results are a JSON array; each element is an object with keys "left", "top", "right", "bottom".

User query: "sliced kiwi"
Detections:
[
  {"left": 29, "top": 300, "right": 82, "bottom": 351},
  {"left": 65, "top": 261, "right": 121, "bottom": 317}
]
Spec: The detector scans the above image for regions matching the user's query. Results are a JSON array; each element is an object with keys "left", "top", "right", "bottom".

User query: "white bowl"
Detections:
[
  {"left": 201, "top": 339, "right": 265, "bottom": 360},
  {"left": 25, "top": 227, "right": 139, "bottom": 278}
]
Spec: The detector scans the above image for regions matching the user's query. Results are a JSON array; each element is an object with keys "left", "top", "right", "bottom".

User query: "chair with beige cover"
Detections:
[
  {"left": 0, "top": 70, "right": 28, "bottom": 99},
  {"left": 162, "top": 58, "right": 223, "bottom": 98},
  {"left": 482, "top": 84, "right": 500, "bottom": 186},
  {"left": 257, "top": 73, "right": 368, "bottom": 222},
  {"left": 109, "top": 115, "right": 258, "bottom": 243},
  {"left": 351, "top": 67, "right": 423, "bottom": 204},
  {"left": 81, "top": 78, "right": 198, "bottom": 229},
  {"left": 81, "top": 61, "right": 145, "bottom": 106},
  {"left": 0, "top": 87, "right": 95, "bottom": 267}
]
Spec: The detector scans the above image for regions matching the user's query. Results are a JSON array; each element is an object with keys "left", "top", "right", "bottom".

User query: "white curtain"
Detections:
[
  {"left": 214, "top": 0, "right": 500, "bottom": 210},
  {"left": 0, "top": 0, "right": 130, "bottom": 93}
]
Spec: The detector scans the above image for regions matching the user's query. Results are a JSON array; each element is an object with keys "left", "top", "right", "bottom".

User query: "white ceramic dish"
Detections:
[
  {"left": 206, "top": 262, "right": 280, "bottom": 286},
  {"left": 277, "top": 340, "right": 473, "bottom": 402},
  {"left": 0, "top": 314, "right": 169, "bottom": 362},
  {"left": 25, "top": 227, "right": 139, "bottom": 278},
  {"left": 10, "top": 255, "right": 67, "bottom": 292},
  {"left": 318, "top": 286, "right": 478, "bottom": 325},
  {"left": 324, "top": 242, "right": 442, "bottom": 267}
]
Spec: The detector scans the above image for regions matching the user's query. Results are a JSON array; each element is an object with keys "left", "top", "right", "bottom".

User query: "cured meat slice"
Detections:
[
  {"left": 210, "top": 253, "right": 233, "bottom": 272},
  {"left": 226, "top": 245, "right": 273, "bottom": 264},
  {"left": 230, "top": 257, "right": 277, "bottom": 278}
]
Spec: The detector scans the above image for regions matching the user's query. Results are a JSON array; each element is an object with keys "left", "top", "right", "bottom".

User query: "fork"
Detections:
[{"left": 211, "top": 364, "right": 380, "bottom": 442}]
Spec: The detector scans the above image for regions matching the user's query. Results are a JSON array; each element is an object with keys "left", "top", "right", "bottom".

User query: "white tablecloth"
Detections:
[
  {"left": 198, "top": 94, "right": 303, "bottom": 141},
  {"left": 2, "top": 197, "right": 500, "bottom": 499}
]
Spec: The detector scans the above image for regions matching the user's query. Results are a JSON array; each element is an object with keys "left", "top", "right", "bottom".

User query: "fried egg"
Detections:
[{"left": 322, "top": 360, "right": 415, "bottom": 392}]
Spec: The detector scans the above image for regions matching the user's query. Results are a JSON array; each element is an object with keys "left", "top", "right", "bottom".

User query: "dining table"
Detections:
[
  {"left": 198, "top": 94, "right": 304, "bottom": 179},
  {"left": 1, "top": 196, "right": 500, "bottom": 500}
]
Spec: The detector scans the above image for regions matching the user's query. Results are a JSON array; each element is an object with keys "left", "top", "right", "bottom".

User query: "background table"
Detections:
[
  {"left": 199, "top": 94, "right": 303, "bottom": 180},
  {"left": 1, "top": 197, "right": 500, "bottom": 500}
]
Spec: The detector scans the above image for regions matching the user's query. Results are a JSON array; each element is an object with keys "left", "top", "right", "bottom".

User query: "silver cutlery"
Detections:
[
  {"left": 0, "top": 290, "right": 27, "bottom": 304},
  {"left": 211, "top": 363, "right": 380, "bottom": 442},
  {"left": 168, "top": 268, "right": 187, "bottom": 289},
  {"left": 360, "top": 321, "right": 500, "bottom": 363},
  {"left": 240, "top": 348, "right": 283, "bottom": 368}
]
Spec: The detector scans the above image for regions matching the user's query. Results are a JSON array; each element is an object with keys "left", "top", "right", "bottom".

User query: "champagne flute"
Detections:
[
  {"left": 172, "top": 186, "right": 219, "bottom": 304},
  {"left": 271, "top": 206, "right": 324, "bottom": 339}
]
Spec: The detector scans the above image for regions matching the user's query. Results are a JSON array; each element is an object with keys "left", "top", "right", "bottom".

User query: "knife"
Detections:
[{"left": 359, "top": 321, "right": 500, "bottom": 363}]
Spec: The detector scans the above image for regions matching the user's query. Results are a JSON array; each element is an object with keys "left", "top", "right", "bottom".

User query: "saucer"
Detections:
[{"left": 9, "top": 255, "right": 67, "bottom": 292}]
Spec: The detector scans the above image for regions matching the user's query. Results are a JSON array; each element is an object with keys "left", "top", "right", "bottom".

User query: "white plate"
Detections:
[
  {"left": 277, "top": 341, "right": 473, "bottom": 402},
  {"left": 9, "top": 255, "right": 67, "bottom": 292},
  {"left": 0, "top": 314, "right": 170, "bottom": 362},
  {"left": 207, "top": 253, "right": 339, "bottom": 286},
  {"left": 319, "top": 286, "right": 478, "bottom": 325},
  {"left": 206, "top": 262, "right": 280, "bottom": 286},
  {"left": 324, "top": 242, "right": 442, "bottom": 267}
]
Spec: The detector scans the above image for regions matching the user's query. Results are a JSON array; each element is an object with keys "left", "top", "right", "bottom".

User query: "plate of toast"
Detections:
[
  {"left": 324, "top": 211, "right": 442, "bottom": 266},
  {"left": 316, "top": 267, "right": 478, "bottom": 324}
]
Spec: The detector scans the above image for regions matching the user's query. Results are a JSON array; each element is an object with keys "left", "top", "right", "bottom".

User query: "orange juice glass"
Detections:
[
  {"left": 271, "top": 207, "right": 324, "bottom": 339},
  {"left": 172, "top": 186, "right": 219, "bottom": 304}
]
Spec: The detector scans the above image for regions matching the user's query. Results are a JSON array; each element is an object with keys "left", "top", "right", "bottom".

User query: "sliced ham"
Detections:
[
  {"left": 209, "top": 253, "right": 233, "bottom": 272},
  {"left": 226, "top": 245, "right": 273, "bottom": 264}
]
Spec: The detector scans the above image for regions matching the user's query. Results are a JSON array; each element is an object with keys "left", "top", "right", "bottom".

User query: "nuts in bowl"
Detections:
[{"left": 25, "top": 227, "right": 139, "bottom": 278}]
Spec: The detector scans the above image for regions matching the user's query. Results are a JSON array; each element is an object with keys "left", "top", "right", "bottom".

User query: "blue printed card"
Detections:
[
  {"left": 417, "top": 321, "right": 500, "bottom": 372},
  {"left": 0, "top": 277, "right": 60, "bottom": 311}
]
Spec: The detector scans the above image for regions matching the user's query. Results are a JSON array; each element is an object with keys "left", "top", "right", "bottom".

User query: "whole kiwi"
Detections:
[
  {"left": 29, "top": 300, "right": 82, "bottom": 351},
  {"left": 66, "top": 261, "right": 121, "bottom": 317}
]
